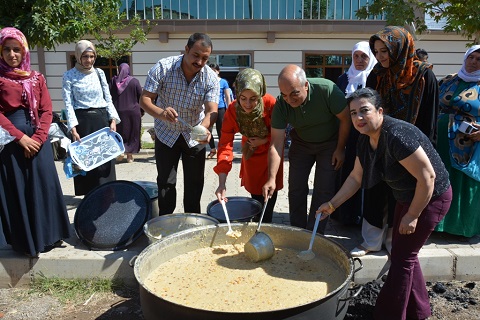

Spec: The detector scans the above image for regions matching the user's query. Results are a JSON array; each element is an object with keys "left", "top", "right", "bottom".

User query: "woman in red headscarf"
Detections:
[
  {"left": 0, "top": 27, "right": 71, "bottom": 257},
  {"left": 109, "top": 63, "right": 143, "bottom": 163}
]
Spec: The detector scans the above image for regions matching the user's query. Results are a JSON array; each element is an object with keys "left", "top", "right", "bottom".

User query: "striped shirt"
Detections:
[{"left": 144, "top": 55, "right": 220, "bottom": 147}]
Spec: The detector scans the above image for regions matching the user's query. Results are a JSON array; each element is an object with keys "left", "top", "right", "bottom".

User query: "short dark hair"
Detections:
[
  {"left": 346, "top": 87, "right": 383, "bottom": 110},
  {"left": 187, "top": 33, "right": 213, "bottom": 51},
  {"left": 416, "top": 48, "right": 428, "bottom": 61},
  {"left": 209, "top": 63, "right": 220, "bottom": 71}
]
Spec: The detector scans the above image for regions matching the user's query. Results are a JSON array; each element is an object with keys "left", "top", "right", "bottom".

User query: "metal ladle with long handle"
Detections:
[
  {"left": 244, "top": 198, "right": 275, "bottom": 262},
  {"left": 297, "top": 213, "right": 322, "bottom": 261},
  {"left": 220, "top": 199, "right": 241, "bottom": 238}
]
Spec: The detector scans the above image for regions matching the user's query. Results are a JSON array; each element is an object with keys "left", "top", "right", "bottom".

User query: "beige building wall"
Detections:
[{"left": 30, "top": 31, "right": 470, "bottom": 114}]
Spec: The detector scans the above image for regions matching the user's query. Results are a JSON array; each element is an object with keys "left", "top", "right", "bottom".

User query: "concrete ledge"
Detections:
[
  {"left": 353, "top": 251, "right": 390, "bottom": 284},
  {"left": 419, "top": 248, "right": 455, "bottom": 281},
  {"left": 450, "top": 247, "right": 480, "bottom": 281},
  {"left": 0, "top": 251, "right": 32, "bottom": 288}
]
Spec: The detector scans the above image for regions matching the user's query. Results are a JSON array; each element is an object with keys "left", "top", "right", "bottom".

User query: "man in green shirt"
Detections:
[{"left": 263, "top": 64, "right": 350, "bottom": 233}]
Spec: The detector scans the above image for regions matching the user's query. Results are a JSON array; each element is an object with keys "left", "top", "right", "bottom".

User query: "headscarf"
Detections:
[
  {"left": 345, "top": 41, "right": 377, "bottom": 97},
  {"left": 369, "top": 26, "right": 433, "bottom": 124},
  {"left": 234, "top": 68, "right": 269, "bottom": 160},
  {"left": 0, "top": 27, "right": 39, "bottom": 127},
  {"left": 458, "top": 45, "right": 480, "bottom": 83},
  {"left": 74, "top": 40, "right": 96, "bottom": 74},
  {"left": 112, "top": 63, "right": 133, "bottom": 95}
]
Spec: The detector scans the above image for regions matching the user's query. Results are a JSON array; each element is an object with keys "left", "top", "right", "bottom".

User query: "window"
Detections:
[
  {"left": 304, "top": 53, "right": 351, "bottom": 83},
  {"left": 208, "top": 54, "right": 251, "bottom": 68},
  {"left": 207, "top": 53, "right": 252, "bottom": 96},
  {"left": 69, "top": 55, "right": 131, "bottom": 83}
]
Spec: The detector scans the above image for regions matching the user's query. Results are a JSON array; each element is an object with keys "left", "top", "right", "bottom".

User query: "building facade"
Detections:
[{"left": 30, "top": 0, "right": 470, "bottom": 112}]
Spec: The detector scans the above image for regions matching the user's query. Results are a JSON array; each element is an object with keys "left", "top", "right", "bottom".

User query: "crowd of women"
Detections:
[{"left": 1, "top": 24, "right": 479, "bottom": 320}]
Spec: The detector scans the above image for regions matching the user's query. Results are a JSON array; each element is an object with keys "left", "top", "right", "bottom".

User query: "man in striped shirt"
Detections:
[{"left": 140, "top": 33, "right": 220, "bottom": 215}]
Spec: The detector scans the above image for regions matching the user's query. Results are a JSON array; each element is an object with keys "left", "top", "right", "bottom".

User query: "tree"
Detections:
[
  {"left": 81, "top": 1, "right": 154, "bottom": 69},
  {"left": 0, "top": 0, "right": 152, "bottom": 55},
  {"left": 301, "top": 0, "right": 327, "bottom": 19},
  {"left": 0, "top": 0, "right": 93, "bottom": 50},
  {"left": 356, "top": 0, "right": 480, "bottom": 45}
]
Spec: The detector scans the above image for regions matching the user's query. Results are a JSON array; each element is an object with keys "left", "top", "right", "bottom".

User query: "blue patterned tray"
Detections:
[{"left": 68, "top": 127, "right": 124, "bottom": 171}]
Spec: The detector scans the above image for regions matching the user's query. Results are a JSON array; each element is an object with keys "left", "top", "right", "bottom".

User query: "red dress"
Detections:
[{"left": 214, "top": 94, "right": 283, "bottom": 195}]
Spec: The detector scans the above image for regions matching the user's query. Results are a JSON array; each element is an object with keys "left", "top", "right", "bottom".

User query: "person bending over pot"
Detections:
[{"left": 317, "top": 88, "right": 452, "bottom": 320}]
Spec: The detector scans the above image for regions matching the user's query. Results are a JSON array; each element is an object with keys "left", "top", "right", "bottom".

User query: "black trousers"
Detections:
[
  {"left": 155, "top": 135, "right": 206, "bottom": 214},
  {"left": 73, "top": 108, "right": 115, "bottom": 196},
  {"left": 208, "top": 107, "right": 226, "bottom": 150},
  {"left": 251, "top": 191, "right": 278, "bottom": 223}
]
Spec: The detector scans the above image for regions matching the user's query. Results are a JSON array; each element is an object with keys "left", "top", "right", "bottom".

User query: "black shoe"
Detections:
[
  {"left": 24, "top": 252, "right": 39, "bottom": 258},
  {"left": 41, "top": 240, "right": 64, "bottom": 253}
]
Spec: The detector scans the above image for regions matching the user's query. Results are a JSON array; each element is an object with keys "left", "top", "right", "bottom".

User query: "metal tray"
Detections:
[
  {"left": 206, "top": 196, "right": 262, "bottom": 222},
  {"left": 68, "top": 127, "right": 124, "bottom": 171},
  {"left": 74, "top": 180, "right": 151, "bottom": 250}
]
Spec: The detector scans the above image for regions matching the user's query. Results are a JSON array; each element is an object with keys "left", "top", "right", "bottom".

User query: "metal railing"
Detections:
[{"left": 120, "top": 0, "right": 385, "bottom": 21}]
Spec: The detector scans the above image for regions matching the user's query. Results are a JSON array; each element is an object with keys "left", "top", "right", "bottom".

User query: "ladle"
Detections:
[
  {"left": 297, "top": 212, "right": 322, "bottom": 261},
  {"left": 220, "top": 199, "right": 240, "bottom": 238},
  {"left": 244, "top": 198, "right": 275, "bottom": 262}
]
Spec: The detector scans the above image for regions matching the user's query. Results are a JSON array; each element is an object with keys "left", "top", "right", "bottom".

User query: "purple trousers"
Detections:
[{"left": 374, "top": 186, "right": 452, "bottom": 320}]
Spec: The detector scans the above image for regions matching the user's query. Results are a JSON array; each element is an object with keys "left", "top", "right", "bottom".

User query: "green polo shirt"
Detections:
[{"left": 271, "top": 78, "right": 347, "bottom": 143}]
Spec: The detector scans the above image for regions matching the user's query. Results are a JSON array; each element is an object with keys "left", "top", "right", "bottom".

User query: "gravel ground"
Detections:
[{"left": 1, "top": 280, "right": 479, "bottom": 319}]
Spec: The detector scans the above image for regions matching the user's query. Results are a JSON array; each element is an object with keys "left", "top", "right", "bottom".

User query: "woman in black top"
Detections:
[
  {"left": 318, "top": 88, "right": 451, "bottom": 320},
  {"left": 353, "top": 26, "right": 440, "bottom": 258}
]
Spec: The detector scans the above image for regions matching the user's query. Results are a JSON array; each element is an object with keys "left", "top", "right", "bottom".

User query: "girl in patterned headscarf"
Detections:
[
  {"left": 368, "top": 26, "right": 439, "bottom": 143},
  {"left": 0, "top": 27, "right": 71, "bottom": 257},
  {"left": 213, "top": 68, "right": 283, "bottom": 223}
]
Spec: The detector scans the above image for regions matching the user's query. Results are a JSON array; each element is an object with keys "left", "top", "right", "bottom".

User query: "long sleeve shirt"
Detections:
[{"left": 62, "top": 68, "right": 120, "bottom": 132}]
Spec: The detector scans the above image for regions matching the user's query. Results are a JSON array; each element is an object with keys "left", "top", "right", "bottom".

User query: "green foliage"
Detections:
[
  {"left": 356, "top": 0, "right": 480, "bottom": 45},
  {"left": 302, "top": 0, "right": 327, "bottom": 19},
  {"left": 0, "top": 0, "right": 152, "bottom": 54}
]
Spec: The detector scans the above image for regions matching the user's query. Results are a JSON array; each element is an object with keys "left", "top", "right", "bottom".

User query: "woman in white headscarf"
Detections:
[
  {"left": 62, "top": 40, "right": 121, "bottom": 196},
  {"left": 337, "top": 41, "right": 377, "bottom": 97},
  {"left": 333, "top": 41, "right": 377, "bottom": 226},
  {"left": 435, "top": 45, "right": 480, "bottom": 238}
]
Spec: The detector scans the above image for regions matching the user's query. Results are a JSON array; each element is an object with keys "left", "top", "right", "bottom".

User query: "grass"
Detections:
[
  {"left": 141, "top": 141, "right": 155, "bottom": 149},
  {"left": 29, "top": 274, "right": 124, "bottom": 304},
  {"left": 141, "top": 125, "right": 155, "bottom": 149}
]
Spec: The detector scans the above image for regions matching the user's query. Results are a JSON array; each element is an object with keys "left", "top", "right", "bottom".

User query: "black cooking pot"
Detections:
[
  {"left": 206, "top": 197, "right": 262, "bottom": 222},
  {"left": 134, "top": 223, "right": 363, "bottom": 320}
]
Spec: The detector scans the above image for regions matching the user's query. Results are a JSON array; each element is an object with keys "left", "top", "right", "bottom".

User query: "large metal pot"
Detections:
[
  {"left": 133, "top": 181, "right": 159, "bottom": 217},
  {"left": 143, "top": 213, "right": 219, "bottom": 244},
  {"left": 134, "top": 223, "right": 362, "bottom": 320}
]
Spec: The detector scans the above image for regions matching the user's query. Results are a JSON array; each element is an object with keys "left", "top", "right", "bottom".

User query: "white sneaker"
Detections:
[{"left": 350, "top": 246, "right": 370, "bottom": 257}]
